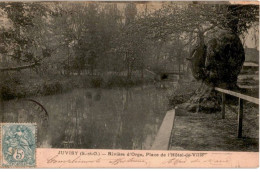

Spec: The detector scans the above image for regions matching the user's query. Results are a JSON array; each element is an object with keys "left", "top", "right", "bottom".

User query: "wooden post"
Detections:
[
  {"left": 238, "top": 98, "right": 244, "bottom": 138},
  {"left": 221, "top": 93, "right": 226, "bottom": 119}
]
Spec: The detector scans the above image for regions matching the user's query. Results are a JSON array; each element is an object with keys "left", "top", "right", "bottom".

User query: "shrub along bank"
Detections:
[{"left": 0, "top": 73, "right": 153, "bottom": 101}]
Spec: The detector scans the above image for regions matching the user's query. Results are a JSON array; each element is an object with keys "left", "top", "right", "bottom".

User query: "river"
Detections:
[{"left": 2, "top": 85, "right": 171, "bottom": 150}]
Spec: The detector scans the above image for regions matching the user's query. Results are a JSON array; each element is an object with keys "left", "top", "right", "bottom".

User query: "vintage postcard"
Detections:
[{"left": 0, "top": 0, "right": 259, "bottom": 168}]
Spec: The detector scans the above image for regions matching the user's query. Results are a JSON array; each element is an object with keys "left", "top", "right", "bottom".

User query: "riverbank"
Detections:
[
  {"left": 167, "top": 79, "right": 201, "bottom": 110},
  {"left": 0, "top": 72, "right": 153, "bottom": 101}
]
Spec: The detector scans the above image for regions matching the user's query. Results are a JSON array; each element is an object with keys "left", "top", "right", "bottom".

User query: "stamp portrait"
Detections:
[{"left": 1, "top": 123, "right": 36, "bottom": 167}]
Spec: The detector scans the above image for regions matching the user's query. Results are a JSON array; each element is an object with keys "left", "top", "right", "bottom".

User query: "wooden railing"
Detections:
[{"left": 215, "top": 87, "right": 259, "bottom": 138}]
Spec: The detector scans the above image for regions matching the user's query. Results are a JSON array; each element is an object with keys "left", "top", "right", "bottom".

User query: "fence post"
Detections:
[
  {"left": 238, "top": 98, "right": 244, "bottom": 138},
  {"left": 221, "top": 93, "right": 226, "bottom": 119}
]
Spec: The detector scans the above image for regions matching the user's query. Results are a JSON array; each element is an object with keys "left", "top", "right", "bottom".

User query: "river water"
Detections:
[{"left": 2, "top": 85, "right": 170, "bottom": 149}]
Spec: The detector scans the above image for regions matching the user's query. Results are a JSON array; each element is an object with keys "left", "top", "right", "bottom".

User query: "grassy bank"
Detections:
[
  {"left": 167, "top": 79, "right": 201, "bottom": 109},
  {"left": 0, "top": 73, "right": 153, "bottom": 101}
]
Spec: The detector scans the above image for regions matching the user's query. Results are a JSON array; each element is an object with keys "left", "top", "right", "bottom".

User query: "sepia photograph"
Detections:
[{"left": 0, "top": 0, "right": 259, "bottom": 157}]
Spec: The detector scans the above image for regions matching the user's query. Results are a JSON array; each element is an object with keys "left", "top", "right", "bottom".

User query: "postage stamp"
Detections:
[{"left": 0, "top": 123, "right": 36, "bottom": 168}]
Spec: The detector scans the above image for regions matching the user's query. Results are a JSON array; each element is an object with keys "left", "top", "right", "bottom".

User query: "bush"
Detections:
[
  {"left": 168, "top": 93, "right": 193, "bottom": 109},
  {"left": 0, "top": 74, "right": 23, "bottom": 100},
  {"left": 90, "top": 76, "right": 104, "bottom": 88},
  {"left": 0, "top": 85, "right": 16, "bottom": 100},
  {"left": 41, "top": 81, "right": 63, "bottom": 96},
  {"left": 105, "top": 75, "right": 125, "bottom": 88},
  {"left": 167, "top": 80, "right": 200, "bottom": 109}
]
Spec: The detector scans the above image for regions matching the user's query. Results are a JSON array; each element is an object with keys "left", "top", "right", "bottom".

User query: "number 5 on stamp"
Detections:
[{"left": 1, "top": 123, "right": 36, "bottom": 168}]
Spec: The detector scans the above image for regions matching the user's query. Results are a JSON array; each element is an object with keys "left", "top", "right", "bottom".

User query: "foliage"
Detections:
[
  {"left": 0, "top": 2, "right": 258, "bottom": 100},
  {"left": 41, "top": 81, "right": 63, "bottom": 96},
  {"left": 0, "top": 2, "right": 51, "bottom": 69}
]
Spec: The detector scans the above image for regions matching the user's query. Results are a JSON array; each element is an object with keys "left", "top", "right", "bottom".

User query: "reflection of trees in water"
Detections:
[
  {"left": 116, "top": 89, "right": 135, "bottom": 149},
  {"left": 2, "top": 100, "right": 49, "bottom": 147},
  {"left": 3, "top": 87, "right": 168, "bottom": 149},
  {"left": 116, "top": 88, "right": 166, "bottom": 149},
  {"left": 60, "top": 91, "right": 99, "bottom": 148}
]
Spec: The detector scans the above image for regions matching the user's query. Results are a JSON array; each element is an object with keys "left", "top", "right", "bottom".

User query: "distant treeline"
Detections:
[{"left": 0, "top": 2, "right": 258, "bottom": 99}]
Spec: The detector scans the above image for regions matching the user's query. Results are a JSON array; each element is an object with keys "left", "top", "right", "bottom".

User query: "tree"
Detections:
[
  {"left": 184, "top": 4, "right": 258, "bottom": 113},
  {"left": 48, "top": 2, "right": 87, "bottom": 75},
  {"left": 0, "top": 2, "right": 51, "bottom": 72},
  {"left": 115, "top": 3, "right": 150, "bottom": 79},
  {"left": 136, "top": 2, "right": 259, "bottom": 112}
]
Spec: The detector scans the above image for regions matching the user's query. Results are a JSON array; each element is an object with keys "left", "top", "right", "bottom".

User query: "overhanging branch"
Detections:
[{"left": 0, "top": 62, "right": 38, "bottom": 72}]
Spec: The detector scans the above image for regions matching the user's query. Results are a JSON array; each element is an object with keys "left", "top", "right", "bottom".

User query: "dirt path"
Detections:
[{"left": 169, "top": 104, "right": 259, "bottom": 152}]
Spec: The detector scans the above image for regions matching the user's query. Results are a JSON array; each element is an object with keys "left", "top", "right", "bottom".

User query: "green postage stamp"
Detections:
[{"left": 1, "top": 123, "right": 36, "bottom": 168}]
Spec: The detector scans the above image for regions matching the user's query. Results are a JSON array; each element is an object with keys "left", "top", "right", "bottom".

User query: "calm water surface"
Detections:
[{"left": 2, "top": 85, "right": 169, "bottom": 149}]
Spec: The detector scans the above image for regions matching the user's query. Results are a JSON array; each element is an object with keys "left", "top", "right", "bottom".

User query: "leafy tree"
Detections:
[
  {"left": 137, "top": 2, "right": 259, "bottom": 112},
  {"left": 0, "top": 2, "right": 51, "bottom": 72}
]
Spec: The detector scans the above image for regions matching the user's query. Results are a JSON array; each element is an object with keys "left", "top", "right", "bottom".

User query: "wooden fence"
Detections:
[{"left": 215, "top": 87, "right": 259, "bottom": 138}]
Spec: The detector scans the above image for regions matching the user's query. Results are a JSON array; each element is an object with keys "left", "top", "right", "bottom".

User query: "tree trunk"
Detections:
[
  {"left": 91, "top": 66, "right": 94, "bottom": 76},
  {"left": 181, "top": 28, "right": 245, "bottom": 113},
  {"left": 0, "top": 98, "right": 3, "bottom": 122},
  {"left": 141, "top": 68, "right": 144, "bottom": 79},
  {"left": 179, "top": 82, "right": 221, "bottom": 113},
  {"left": 0, "top": 72, "right": 4, "bottom": 122},
  {"left": 126, "top": 52, "right": 131, "bottom": 79},
  {"left": 127, "top": 65, "right": 132, "bottom": 80}
]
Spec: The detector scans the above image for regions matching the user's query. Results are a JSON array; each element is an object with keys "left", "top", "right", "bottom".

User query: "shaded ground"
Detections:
[{"left": 169, "top": 104, "right": 259, "bottom": 151}]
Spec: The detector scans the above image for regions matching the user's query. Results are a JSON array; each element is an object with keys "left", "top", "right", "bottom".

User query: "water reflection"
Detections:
[{"left": 3, "top": 86, "right": 168, "bottom": 149}]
